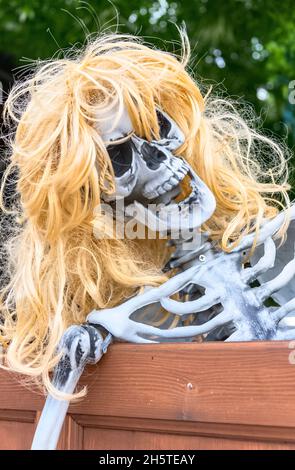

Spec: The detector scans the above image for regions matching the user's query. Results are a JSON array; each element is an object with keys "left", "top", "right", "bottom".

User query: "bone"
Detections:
[
  {"left": 164, "top": 241, "right": 212, "bottom": 271},
  {"left": 160, "top": 290, "right": 219, "bottom": 314},
  {"left": 31, "top": 325, "right": 109, "bottom": 450},
  {"left": 255, "top": 257, "right": 295, "bottom": 303},
  {"left": 242, "top": 237, "right": 276, "bottom": 283},
  {"left": 225, "top": 329, "right": 250, "bottom": 342},
  {"left": 108, "top": 106, "right": 217, "bottom": 234},
  {"left": 155, "top": 108, "right": 185, "bottom": 149},
  {"left": 88, "top": 263, "right": 201, "bottom": 320},
  {"left": 31, "top": 377, "right": 82, "bottom": 450},
  {"left": 273, "top": 298, "right": 295, "bottom": 323},
  {"left": 89, "top": 204, "right": 295, "bottom": 344},
  {"left": 134, "top": 311, "right": 234, "bottom": 340},
  {"left": 97, "top": 101, "right": 133, "bottom": 144}
]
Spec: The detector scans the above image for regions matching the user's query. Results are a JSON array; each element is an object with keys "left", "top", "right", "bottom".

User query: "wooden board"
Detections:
[{"left": 0, "top": 341, "right": 295, "bottom": 449}]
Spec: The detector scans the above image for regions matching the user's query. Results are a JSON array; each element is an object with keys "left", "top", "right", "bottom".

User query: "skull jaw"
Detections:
[{"left": 125, "top": 167, "right": 216, "bottom": 234}]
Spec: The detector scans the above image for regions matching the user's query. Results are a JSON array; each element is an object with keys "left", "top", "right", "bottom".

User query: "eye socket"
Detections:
[
  {"left": 141, "top": 142, "right": 167, "bottom": 170},
  {"left": 156, "top": 109, "right": 172, "bottom": 139},
  {"left": 107, "top": 139, "right": 133, "bottom": 177}
]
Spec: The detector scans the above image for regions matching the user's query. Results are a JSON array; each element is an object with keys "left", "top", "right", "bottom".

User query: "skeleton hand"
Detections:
[
  {"left": 51, "top": 324, "right": 106, "bottom": 391},
  {"left": 31, "top": 324, "right": 111, "bottom": 450}
]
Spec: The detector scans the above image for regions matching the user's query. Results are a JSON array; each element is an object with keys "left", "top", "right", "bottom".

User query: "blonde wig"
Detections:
[{"left": 0, "top": 32, "right": 290, "bottom": 396}]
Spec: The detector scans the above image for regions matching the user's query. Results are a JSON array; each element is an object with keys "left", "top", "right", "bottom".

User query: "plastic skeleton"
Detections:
[{"left": 32, "top": 109, "right": 295, "bottom": 449}]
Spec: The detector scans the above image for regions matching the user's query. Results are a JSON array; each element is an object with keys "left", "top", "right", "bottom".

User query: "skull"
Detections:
[{"left": 96, "top": 104, "right": 216, "bottom": 233}]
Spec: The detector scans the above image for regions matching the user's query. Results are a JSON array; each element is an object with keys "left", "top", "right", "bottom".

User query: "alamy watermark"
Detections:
[{"left": 92, "top": 197, "right": 204, "bottom": 250}]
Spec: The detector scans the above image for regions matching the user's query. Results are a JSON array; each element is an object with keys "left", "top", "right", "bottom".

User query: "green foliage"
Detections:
[{"left": 0, "top": 0, "right": 294, "bottom": 149}]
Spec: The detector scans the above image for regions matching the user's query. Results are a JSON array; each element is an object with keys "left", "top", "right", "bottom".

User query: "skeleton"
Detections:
[
  {"left": 32, "top": 107, "right": 295, "bottom": 449},
  {"left": 31, "top": 325, "right": 112, "bottom": 450},
  {"left": 99, "top": 105, "right": 216, "bottom": 233}
]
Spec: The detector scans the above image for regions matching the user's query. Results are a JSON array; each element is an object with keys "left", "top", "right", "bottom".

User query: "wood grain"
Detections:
[
  {"left": 0, "top": 410, "right": 36, "bottom": 450},
  {"left": 0, "top": 341, "right": 294, "bottom": 449},
  {"left": 83, "top": 428, "right": 295, "bottom": 450}
]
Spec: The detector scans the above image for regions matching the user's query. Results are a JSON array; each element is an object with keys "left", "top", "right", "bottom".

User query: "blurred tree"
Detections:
[{"left": 0, "top": 0, "right": 294, "bottom": 149}]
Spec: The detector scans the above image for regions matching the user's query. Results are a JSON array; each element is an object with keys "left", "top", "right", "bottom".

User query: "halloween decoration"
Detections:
[
  {"left": 32, "top": 201, "right": 295, "bottom": 449},
  {"left": 101, "top": 106, "right": 216, "bottom": 232},
  {"left": 0, "top": 31, "right": 293, "bottom": 450},
  {"left": 31, "top": 325, "right": 110, "bottom": 450}
]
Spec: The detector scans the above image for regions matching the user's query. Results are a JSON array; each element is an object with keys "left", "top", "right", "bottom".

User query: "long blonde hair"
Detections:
[{"left": 0, "top": 32, "right": 290, "bottom": 396}]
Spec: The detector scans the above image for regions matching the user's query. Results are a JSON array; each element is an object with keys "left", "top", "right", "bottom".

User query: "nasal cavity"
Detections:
[
  {"left": 107, "top": 140, "right": 133, "bottom": 177},
  {"left": 141, "top": 142, "right": 167, "bottom": 170}
]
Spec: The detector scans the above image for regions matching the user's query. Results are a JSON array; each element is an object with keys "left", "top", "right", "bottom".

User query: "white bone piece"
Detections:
[{"left": 31, "top": 325, "right": 111, "bottom": 450}]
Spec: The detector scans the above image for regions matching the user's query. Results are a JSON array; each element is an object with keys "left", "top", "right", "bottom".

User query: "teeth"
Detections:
[
  {"left": 175, "top": 172, "right": 184, "bottom": 181},
  {"left": 179, "top": 167, "right": 189, "bottom": 176},
  {"left": 169, "top": 176, "right": 179, "bottom": 186},
  {"left": 170, "top": 157, "right": 186, "bottom": 172},
  {"left": 157, "top": 186, "right": 166, "bottom": 195},
  {"left": 163, "top": 182, "right": 173, "bottom": 191},
  {"left": 143, "top": 163, "right": 189, "bottom": 199},
  {"left": 123, "top": 164, "right": 215, "bottom": 232},
  {"left": 155, "top": 186, "right": 180, "bottom": 205}
]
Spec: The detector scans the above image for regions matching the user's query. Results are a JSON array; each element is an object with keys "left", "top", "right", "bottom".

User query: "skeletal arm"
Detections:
[{"left": 31, "top": 325, "right": 111, "bottom": 450}]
